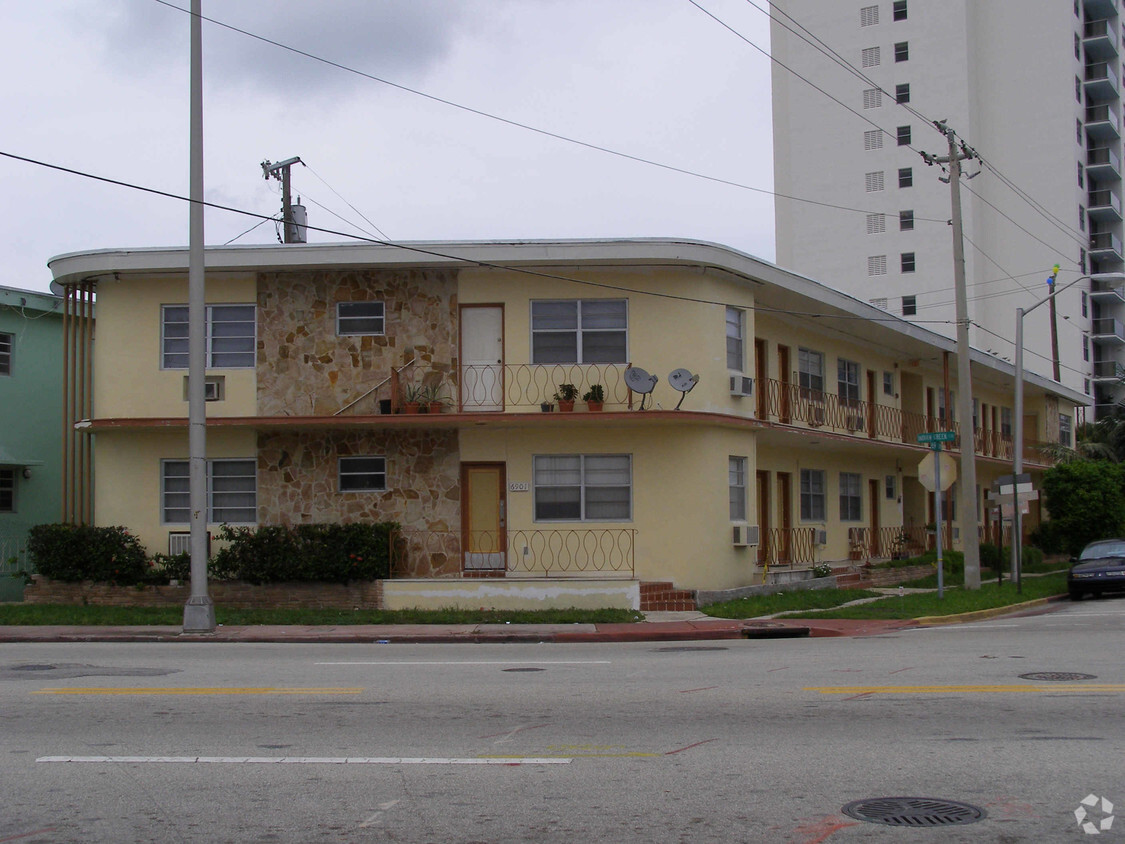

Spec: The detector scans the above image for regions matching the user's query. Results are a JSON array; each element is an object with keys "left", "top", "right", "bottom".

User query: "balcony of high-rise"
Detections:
[
  {"left": 1091, "top": 275, "right": 1125, "bottom": 303},
  {"left": 1085, "top": 61, "right": 1120, "bottom": 100},
  {"left": 1088, "top": 146, "right": 1122, "bottom": 180},
  {"left": 1092, "top": 359, "right": 1125, "bottom": 382},
  {"left": 1084, "top": 18, "right": 1118, "bottom": 60},
  {"left": 1085, "top": 0, "right": 1120, "bottom": 22},
  {"left": 1092, "top": 317, "right": 1125, "bottom": 344},
  {"left": 1085, "top": 103, "right": 1121, "bottom": 140},
  {"left": 1089, "top": 189, "right": 1124, "bottom": 221}
]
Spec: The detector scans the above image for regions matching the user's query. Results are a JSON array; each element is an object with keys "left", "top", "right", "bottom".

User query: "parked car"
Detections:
[{"left": 1068, "top": 538, "right": 1125, "bottom": 600}]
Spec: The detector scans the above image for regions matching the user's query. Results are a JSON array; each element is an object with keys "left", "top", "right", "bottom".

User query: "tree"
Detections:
[{"left": 1039, "top": 461, "right": 1125, "bottom": 556}]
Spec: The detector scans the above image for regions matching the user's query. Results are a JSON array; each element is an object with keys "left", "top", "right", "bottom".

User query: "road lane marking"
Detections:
[
  {"left": 807, "top": 684, "right": 1125, "bottom": 694},
  {"left": 37, "top": 755, "right": 571, "bottom": 765},
  {"left": 358, "top": 800, "right": 401, "bottom": 828},
  {"left": 32, "top": 687, "right": 362, "bottom": 696},
  {"left": 314, "top": 661, "right": 611, "bottom": 666}
]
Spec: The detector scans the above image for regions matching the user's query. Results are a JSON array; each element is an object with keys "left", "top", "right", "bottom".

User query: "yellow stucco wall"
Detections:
[{"left": 93, "top": 272, "right": 257, "bottom": 419}]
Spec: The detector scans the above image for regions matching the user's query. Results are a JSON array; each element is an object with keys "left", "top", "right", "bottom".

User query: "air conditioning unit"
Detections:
[
  {"left": 814, "top": 529, "right": 828, "bottom": 546},
  {"left": 729, "top": 375, "right": 754, "bottom": 397},
  {"left": 732, "top": 524, "right": 760, "bottom": 546},
  {"left": 808, "top": 404, "right": 826, "bottom": 427},
  {"left": 169, "top": 531, "right": 211, "bottom": 557}
]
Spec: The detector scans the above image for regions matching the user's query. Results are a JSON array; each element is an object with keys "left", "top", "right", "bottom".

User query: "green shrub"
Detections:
[
  {"left": 149, "top": 552, "right": 191, "bottom": 584},
  {"left": 979, "top": 543, "right": 1003, "bottom": 573},
  {"left": 27, "top": 524, "right": 150, "bottom": 585},
  {"left": 211, "top": 522, "right": 397, "bottom": 584},
  {"left": 1022, "top": 546, "right": 1044, "bottom": 568},
  {"left": 1040, "top": 461, "right": 1125, "bottom": 556}
]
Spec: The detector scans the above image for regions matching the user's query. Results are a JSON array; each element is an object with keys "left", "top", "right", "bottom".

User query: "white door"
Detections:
[{"left": 460, "top": 306, "right": 503, "bottom": 411}]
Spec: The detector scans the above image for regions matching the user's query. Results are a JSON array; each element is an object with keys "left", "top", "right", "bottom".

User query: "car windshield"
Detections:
[{"left": 1080, "top": 541, "right": 1125, "bottom": 560}]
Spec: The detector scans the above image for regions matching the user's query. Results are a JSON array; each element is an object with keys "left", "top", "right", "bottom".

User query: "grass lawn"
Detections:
[
  {"left": 0, "top": 604, "right": 642, "bottom": 627},
  {"left": 702, "top": 588, "right": 883, "bottom": 619}
]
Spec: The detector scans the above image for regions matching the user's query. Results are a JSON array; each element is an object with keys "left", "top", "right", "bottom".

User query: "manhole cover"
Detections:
[
  {"left": 654, "top": 646, "right": 729, "bottom": 652},
  {"left": 1019, "top": 672, "right": 1097, "bottom": 681},
  {"left": 10, "top": 664, "right": 56, "bottom": 671},
  {"left": 842, "top": 797, "right": 986, "bottom": 827},
  {"left": 502, "top": 667, "right": 545, "bottom": 672}
]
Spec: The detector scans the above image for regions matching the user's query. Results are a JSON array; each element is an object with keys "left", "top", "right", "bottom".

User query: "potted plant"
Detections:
[
  {"left": 402, "top": 383, "right": 425, "bottom": 414},
  {"left": 541, "top": 401, "right": 554, "bottom": 412},
  {"left": 424, "top": 384, "right": 447, "bottom": 414},
  {"left": 583, "top": 384, "right": 605, "bottom": 411},
  {"left": 554, "top": 383, "right": 578, "bottom": 412}
]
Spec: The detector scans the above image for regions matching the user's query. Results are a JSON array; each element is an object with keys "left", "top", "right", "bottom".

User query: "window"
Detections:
[
  {"left": 895, "top": 83, "right": 910, "bottom": 103},
  {"left": 726, "top": 307, "right": 744, "bottom": 371},
  {"left": 972, "top": 398, "right": 979, "bottom": 431},
  {"left": 531, "top": 300, "right": 627, "bottom": 364},
  {"left": 533, "top": 454, "right": 631, "bottom": 522},
  {"left": 1076, "top": 32, "right": 1081, "bottom": 60},
  {"left": 798, "top": 348, "right": 825, "bottom": 395},
  {"left": 339, "top": 456, "right": 387, "bottom": 492},
  {"left": 861, "top": 47, "right": 881, "bottom": 68},
  {"left": 866, "top": 213, "right": 886, "bottom": 234},
  {"left": 1078, "top": 161, "right": 1085, "bottom": 188},
  {"left": 837, "top": 359, "right": 861, "bottom": 406},
  {"left": 896, "top": 125, "right": 911, "bottom": 146},
  {"left": 899, "top": 210, "right": 914, "bottom": 230},
  {"left": 1079, "top": 205, "right": 1086, "bottom": 232},
  {"left": 860, "top": 5, "right": 879, "bottom": 26},
  {"left": 893, "top": 0, "right": 907, "bottom": 21},
  {"left": 1077, "top": 75, "right": 1082, "bottom": 102},
  {"left": 1082, "top": 290, "right": 1089, "bottom": 317},
  {"left": 1085, "top": 378, "right": 1092, "bottom": 395},
  {"left": 1001, "top": 406, "right": 1012, "bottom": 437},
  {"left": 883, "top": 371, "right": 894, "bottom": 395},
  {"left": 0, "top": 332, "right": 10, "bottom": 376},
  {"left": 1060, "top": 414, "right": 1073, "bottom": 447},
  {"left": 1078, "top": 118, "right": 1084, "bottom": 144},
  {"left": 162, "top": 459, "right": 257, "bottom": 524},
  {"left": 868, "top": 255, "right": 888, "bottom": 275},
  {"left": 865, "top": 171, "right": 885, "bottom": 192},
  {"left": 901, "top": 252, "right": 916, "bottom": 273},
  {"left": 800, "top": 469, "right": 826, "bottom": 521},
  {"left": 1080, "top": 247, "right": 1087, "bottom": 274},
  {"left": 0, "top": 469, "right": 13, "bottom": 512},
  {"left": 885, "top": 474, "right": 896, "bottom": 499},
  {"left": 898, "top": 167, "right": 913, "bottom": 188},
  {"left": 162, "top": 304, "right": 255, "bottom": 369},
  {"left": 863, "top": 88, "right": 883, "bottom": 109},
  {"left": 902, "top": 295, "right": 917, "bottom": 316},
  {"left": 1083, "top": 334, "right": 1090, "bottom": 361},
  {"left": 938, "top": 389, "right": 955, "bottom": 423},
  {"left": 894, "top": 41, "right": 909, "bottom": 62},
  {"left": 336, "top": 301, "right": 385, "bottom": 336},
  {"left": 729, "top": 456, "right": 747, "bottom": 521},
  {"left": 864, "top": 129, "right": 884, "bottom": 150},
  {"left": 839, "top": 472, "right": 862, "bottom": 521}
]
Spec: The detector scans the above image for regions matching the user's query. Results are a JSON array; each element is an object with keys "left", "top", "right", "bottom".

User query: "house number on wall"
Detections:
[{"left": 508, "top": 482, "right": 530, "bottom": 492}]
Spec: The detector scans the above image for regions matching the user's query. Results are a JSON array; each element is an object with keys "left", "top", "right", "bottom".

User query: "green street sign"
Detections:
[{"left": 917, "top": 431, "right": 956, "bottom": 444}]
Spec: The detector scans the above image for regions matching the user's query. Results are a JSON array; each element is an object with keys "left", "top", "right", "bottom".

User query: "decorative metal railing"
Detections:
[
  {"left": 756, "top": 527, "right": 816, "bottom": 567},
  {"left": 846, "top": 526, "right": 912, "bottom": 561},
  {"left": 457, "top": 363, "right": 631, "bottom": 411},
  {"left": 390, "top": 528, "right": 636, "bottom": 578}
]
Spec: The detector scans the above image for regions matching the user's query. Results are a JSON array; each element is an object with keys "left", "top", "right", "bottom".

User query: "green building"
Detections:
[{"left": 0, "top": 285, "right": 65, "bottom": 599}]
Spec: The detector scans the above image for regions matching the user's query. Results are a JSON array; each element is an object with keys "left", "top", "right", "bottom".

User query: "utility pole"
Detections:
[
  {"left": 261, "top": 157, "right": 307, "bottom": 243},
  {"left": 1047, "top": 264, "right": 1062, "bottom": 381},
  {"left": 923, "top": 121, "right": 982, "bottom": 589}
]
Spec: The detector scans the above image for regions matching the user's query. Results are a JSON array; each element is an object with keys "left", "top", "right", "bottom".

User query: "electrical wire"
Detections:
[
  {"left": 224, "top": 214, "right": 278, "bottom": 245},
  {"left": 303, "top": 162, "right": 391, "bottom": 241}
]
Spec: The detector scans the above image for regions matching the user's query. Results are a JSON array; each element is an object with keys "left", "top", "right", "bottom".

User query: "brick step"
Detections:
[{"left": 639, "top": 581, "right": 697, "bottom": 612}]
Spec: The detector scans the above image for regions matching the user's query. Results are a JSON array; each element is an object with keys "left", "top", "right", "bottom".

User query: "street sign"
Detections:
[
  {"left": 917, "top": 431, "right": 956, "bottom": 445},
  {"left": 918, "top": 451, "right": 957, "bottom": 492}
]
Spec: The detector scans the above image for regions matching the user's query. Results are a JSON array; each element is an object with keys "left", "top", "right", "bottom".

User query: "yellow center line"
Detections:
[
  {"left": 806, "top": 685, "right": 1125, "bottom": 695},
  {"left": 483, "top": 752, "right": 660, "bottom": 759},
  {"left": 33, "top": 687, "right": 363, "bottom": 696}
]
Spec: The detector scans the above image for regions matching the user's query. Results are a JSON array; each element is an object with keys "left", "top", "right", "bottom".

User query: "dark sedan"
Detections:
[{"left": 1068, "top": 538, "right": 1125, "bottom": 600}]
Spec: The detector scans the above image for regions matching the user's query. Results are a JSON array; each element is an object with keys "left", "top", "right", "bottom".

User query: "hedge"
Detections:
[
  {"left": 27, "top": 524, "right": 150, "bottom": 585},
  {"left": 211, "top": 522, "right": 397, "bottom": 584}
]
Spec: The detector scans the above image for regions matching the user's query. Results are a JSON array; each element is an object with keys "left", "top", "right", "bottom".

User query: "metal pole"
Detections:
[
  {"left": 1012, "top": 307, "right": 1024, "bottom": 591},
  {"left": 183, "top": 0, "right": 214, "bottom": 633},
  {"left": 935, "top": 444, "right": 944, "bottom": 599}
]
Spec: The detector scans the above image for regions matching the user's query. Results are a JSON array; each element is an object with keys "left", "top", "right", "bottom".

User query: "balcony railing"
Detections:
[
  {"left": 1089, "top": 189, "right": 1124, "bottom": 219},
  {"left": 1090, "top": 230, "right": 1124, "bottom": 261},
  {"left": 1093, "top": 359, "right": 1125, "bottom": 380},
  {"left": 1085, "top": 62, "right": 1120, "bottom": 98},
  {"left": 1091, "top": 276, "right": 1125, "bottom": 300},
  {"left": 1085, "top": 18, "right": 1118, "bottom": 58},
  {"left": 1092, "top": 317, "right": 1125, "bottom": 342},
  {"left": 390, "top": 528, "right": 636, "bottom": 578},
  {"left": 756, "top": 527, "right": 816, "bottom": 567},
  {"left": 1087, "top": 146, "right": 1122, "bottom": 177},
  {"left": 456, "top": 363, "right": 631, "bottom": 411},
  {"left": 1086, "top": 104, "right": 1121, "bottom": 139}
]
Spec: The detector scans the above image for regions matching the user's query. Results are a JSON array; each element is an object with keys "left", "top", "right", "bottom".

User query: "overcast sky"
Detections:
[{"left": 2, "top": 0, "right": 774, "bottom": 294}]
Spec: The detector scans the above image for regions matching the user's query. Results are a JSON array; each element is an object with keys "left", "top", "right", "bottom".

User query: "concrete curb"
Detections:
[{"left": 913, "top": 593, "right": 1067, "bottom": 627}]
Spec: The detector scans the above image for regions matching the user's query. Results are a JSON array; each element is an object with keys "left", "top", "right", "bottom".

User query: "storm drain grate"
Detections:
[
  {"left": 502, "top": 667, "right": 545, "bottom": 672},
  {"left": 842, "top": 797, "right": 986, "bottom": 827},
  {"left": 654, "top": 646, "right": 729, "bottom": 653},
  {"left": 1019, "top": 672, "right": 1096, "bottom": 682}
]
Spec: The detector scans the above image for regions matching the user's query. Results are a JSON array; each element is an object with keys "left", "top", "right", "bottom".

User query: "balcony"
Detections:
[
  {"left": 1089, "top": 189, "right": 1124, "bottom": 220},
  {"left": 1090, "top": 230, "right": 1125, "bottom": 262},
  {"left": 1087, "top": 146, "right": 1122, "bottom": 179},
  {"left": 1085, "top": 62, "right": 1121, "bottom": 100},
  {"left": 1092, "top": 317, "right": 1125, "bottom": 343},
  {"left": 1091, "top": 276, "right": 1125, "bottom": 301},
  {"left": 1085, "top": 0, "right": 1119, "bottom": 21},
  {"left": 1086, "top": 104, "right": 1121, "bottom": 140},
  {"left": 1085, "top": 18, "right": 1118, "bottom": 59},
  {"left": 1093, "top": 359, "right": 1125, "bottom": 381}
]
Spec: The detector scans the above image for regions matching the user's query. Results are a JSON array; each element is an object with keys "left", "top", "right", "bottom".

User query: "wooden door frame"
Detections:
[
  {"left": 458, "top": 304, "right": 505, "bottom": 412},
  {"left": 778, "top": 345, "right": 791, "bottom": 423},
  {"left": 460, "top": 462, "right": 507, "bottom": 575},
  {"left": 868, "top": 478, "right": 881, "bottom": 556},
  {"left": 754, "top": 338, "right": 767, "bottom": 419},
  {"left": 756, "top": 470, "right": 770, "bottom": 564},
  {"left": 776, "top": 471, "right": 792, "bottom": 562}
]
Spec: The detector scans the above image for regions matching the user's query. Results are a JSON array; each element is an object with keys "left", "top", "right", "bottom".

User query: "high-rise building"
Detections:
[{"left": 772, "top": 0, "right": 1125, "bottom": 417}]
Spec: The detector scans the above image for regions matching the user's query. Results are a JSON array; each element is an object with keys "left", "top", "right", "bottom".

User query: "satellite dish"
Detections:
[
  {"left": 667, "top": 368, "right": 700, "bottom": 410},
  {"left": 624, "top": 366, "right": 658, "bottom": 409}
]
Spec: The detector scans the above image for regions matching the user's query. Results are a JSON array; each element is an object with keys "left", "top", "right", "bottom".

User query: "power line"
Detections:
[{"left": 303, "top": 162, "right": 391, "bottom": 241}]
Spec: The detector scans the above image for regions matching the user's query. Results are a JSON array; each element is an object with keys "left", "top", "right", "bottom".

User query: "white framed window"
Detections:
[
  {"left": 860, "top": 5, "right": 879, "bottom": 26},
  {"left": 868, "top": 255, "right": 888, "bottom": 275},
  {"left": 162, "top": 304, "right": 256, "bottom": 369},
  {"left": 883, "top": 371, "right": 894, "bottom": 395},
  {"left": 901, "top": 252, "right": 916, "bottom": 273},
  {"left": 861, "top": 46, "right": 881, "bottom": 67},
  {"left": 902, "top": 295, "right": 917, "bottom": 315},
  {"left": 800, "top": 469, "right": 826, "bottom": 521},
  {"left": 339, "top": 456, "right": 387, "bottom": 492},
  {"left": 533, "top": 454, "right": 632, "bottom": 522},
  {"left": 0, "top": 332, "right": 11, "bottom": 375},
  {"left": 1082, "top": 290, "right": 1089, "bottom": 317},
  {"left": 897, "top": 125, "right": 912, "bottom": 146},
  {"left": 862, "top": 88, "right": 883, "bottom": 109},
  {"left": 885, "top": 474, "right": 896, "bottom": 499},
  {"left": 162, "top": 458, "right": 257, "bottom": 524},
  {"left": 1059, "top": 414, "right": 1073, "bottom": 447},
  {"left": 1083, "top": 334, "right": 1090, "bottom": 361},
  {"left": 726, "top": 307, "right": 744, "bottom": 371},
  {"left": 1001, "top": 406, "right": 1013, "bottom": 437},
  {"left": 893, "top": 0, "right": 907, "bottom": 20},
  {"left": 838, "top": 359, "right": 861, "bottom": 406},
  {"left": 729, "top": 456, "right": 747, "bottom": 521},
  {"left": 531, "top": 300, "right": 627, "bottom": 364},
  {"left": 899, "top": 209, "right": 914, "bottom": 230},
  {"left": 0, "top": 468, "right": 14, "bottom": 512},
  {"left": 866, "top": 213, "right": 886, "bottom": 234},
  {"left": 865, "top": 171, "right": 885, "bottom": 192},
  {"left": 894, "top": 41, "right": 909, "bottom": 62},
  {"left": 798, "top": 348, "right": 825, "bottom": 395},
  {"left": 839, "top": 472, "right": 862, "bottom": 521},
  {"left": 864, "top": 130, "right": 884, "bottom": 150},
  {"left": 336, "top": 301, "right": 385, "bottom": 336}
]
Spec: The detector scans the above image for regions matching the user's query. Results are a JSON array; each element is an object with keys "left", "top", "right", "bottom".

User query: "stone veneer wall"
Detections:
[
  {"left": 256, "top": 268, "right": 458, "bottom": 417},
  {"left": 258, "top": 429, "right": 461, "bottom": 577}
]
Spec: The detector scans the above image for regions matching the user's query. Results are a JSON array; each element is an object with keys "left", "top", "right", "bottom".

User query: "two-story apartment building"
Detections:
[{"left": 48, "top": 239, "right": 1080, "bottom": 609}]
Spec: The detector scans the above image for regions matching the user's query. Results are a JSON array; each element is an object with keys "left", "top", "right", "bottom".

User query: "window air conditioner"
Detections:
[
  {"left": 729, "top": 375, "right": 754, "bottom": 398},
  {"left": 732, "top": 524, "right": 760, "bottom": 546},
  {"left": 169, "top": 531, "right": 211, "bottom": 557},
  {"left": 808, "top": 404, "right": 826, "bottom": 427},
  {"left": 815, "top": 529, "right": 828, "bottom": 545}
]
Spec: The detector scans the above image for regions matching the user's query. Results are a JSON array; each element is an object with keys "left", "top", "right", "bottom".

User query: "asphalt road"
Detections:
[{"left": 3, "top": 596, "right": 1124, "bottom": 843}]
